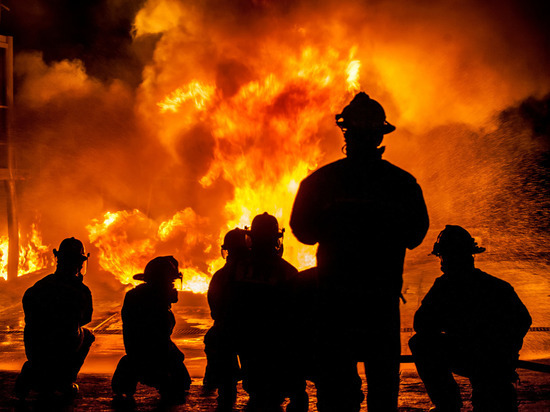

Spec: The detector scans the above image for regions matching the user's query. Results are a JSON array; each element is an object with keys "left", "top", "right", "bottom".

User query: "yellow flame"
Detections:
[
  {"left": 180, "top": 267, "right": 210, "bottom": 294},
  {"left": 157, "top": 80, "right": 215, "bottom": 113},
  {"left": 346, "top": 60, "right": 361, "bottom": 93},
  {"left": 87, "top": 208, "right": 213, "bottom": 293}
]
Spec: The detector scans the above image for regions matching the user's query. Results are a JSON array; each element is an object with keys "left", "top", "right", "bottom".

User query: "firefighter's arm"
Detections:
[
  {"left": 413, "top": 281, "right": 445, "bottom": 334},
  {"left": 290, "top": 179, "right": 321, "bottom": 245},
  {"left": 402, "top": 182, "right": 429, "bottom": 250},
  {"left": 81, "top": 286, "right": 93, "bottom": 325}
]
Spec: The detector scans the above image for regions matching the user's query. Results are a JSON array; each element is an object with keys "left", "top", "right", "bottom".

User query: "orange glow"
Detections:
[{"left": 0, "top": 224, "right": 52, "bottom": 280}]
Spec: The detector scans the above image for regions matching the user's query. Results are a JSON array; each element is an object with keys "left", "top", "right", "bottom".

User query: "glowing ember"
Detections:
[{"left": 0, "top": 224, "right": 52, "bottom": 280}]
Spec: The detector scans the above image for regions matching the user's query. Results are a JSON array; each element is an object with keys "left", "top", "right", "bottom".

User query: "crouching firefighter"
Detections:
[
  {"left": 112, "top": 256, "right": 191, "bottom": 403},
  {"left": 409, "top": 225, "right": 532, "bottom": 412},
  {"left": 15, "top": 237, "right": 95, "bottom": 401}
]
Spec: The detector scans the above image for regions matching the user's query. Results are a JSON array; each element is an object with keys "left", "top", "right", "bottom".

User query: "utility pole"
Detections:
[{"left": 0, "top": 2, "right": 18, "bottom": 281}]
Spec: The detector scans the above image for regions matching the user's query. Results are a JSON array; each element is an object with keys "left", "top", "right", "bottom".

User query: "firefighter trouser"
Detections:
[
  {"left": 409, "top": 333, "right": 519, "bottom": 412},
  {"left": 112, "top": 347, "right": 191, "bottom": 398},
  {"left": 315, "top": 295, "right": 401, "bottom": 412},
  {"left": 17, "top": 327, "right": 95, "bottom": 395}
]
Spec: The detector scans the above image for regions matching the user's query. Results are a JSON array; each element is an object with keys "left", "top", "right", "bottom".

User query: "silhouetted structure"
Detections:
[
  {"left": 112, "top": 256, "right": 191, "bottom": 403},
  {"left": 409, "top": 225, "right": 532, "bottom": 412},
  {"left": 204, "top": 227, "right": 248, "bottom": 409},
  {"left": 291, "top": 92, "right": 429, "bottom": 412},
  {"left": 228, "top": 213, "right": 308, "bottom": 411},
  {"left": 15, "top": 237, "right": 94, "bottom": 400}
]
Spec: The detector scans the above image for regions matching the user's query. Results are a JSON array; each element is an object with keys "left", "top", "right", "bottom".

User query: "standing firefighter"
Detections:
[
  {"left": 290, "top": 92, "right": 429, "bottom": 412},
  {"left": 203, "top": 227, "right": 248, "bottom": 409},
  {"left": 112, "top": 256, "right": 191, "bottom": 403},
  {"left": 409, "top": 225, "right": 532, "bottom": 412},
  {"left": 15, "top": 237, "right": 95, "bottom": 401}
]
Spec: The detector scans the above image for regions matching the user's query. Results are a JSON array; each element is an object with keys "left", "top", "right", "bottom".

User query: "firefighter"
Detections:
[
  {"left": 15, "top": 237, "right": 95, "bottom": 401},
  {"left": 112, "top": 256, "right": 191, "bottom": 403},
  {"left": 409, "top": 225, "right": 532, "bottom": 412},
  {"left": 290, "top": 92, "right": 429, "bottom": 412},
  {"left": 203, "top": 227, "right": 248, "bottom": 409},
  {"left": 230, "top": 213, "right": 308, "bottom": 412}
]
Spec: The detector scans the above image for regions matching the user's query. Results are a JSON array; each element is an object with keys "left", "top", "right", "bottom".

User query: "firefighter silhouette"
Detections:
[
  {"left": 228, "top": 213, "right": 308, "bottom": 412},
  {"left": 290, "top": 92, "right": 429, "bottom": 412},
  {"left": 409, "top": 225, "right": 532, "bottom": 412},
  {"left": 111, "top": 256, "right": 191, "bottom": 403},
  {"left": 15, "top": 237, "right": 95, "bottom": 401},
  {"left": 203, "top": 227, "right": 248, "bottom": 409}
]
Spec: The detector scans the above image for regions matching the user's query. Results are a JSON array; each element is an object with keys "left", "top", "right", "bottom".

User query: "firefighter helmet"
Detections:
[
  {"left": 335, "top": 92, "right": 396, "bottom": 134},
  {"left": 250, "top": 212, "right": 283, "bottom": 242},
  {"left": 221, "top": 228, "right": 249, "bottom": 259},
  {"left": 53, "top": 237, "right": 88, "bottom": 262},
  {"left": 431, "top": 225, "right": 486, "bottom": 257},
  {"left": 133, "top": 256, "right": 182, "bottom": 283}
]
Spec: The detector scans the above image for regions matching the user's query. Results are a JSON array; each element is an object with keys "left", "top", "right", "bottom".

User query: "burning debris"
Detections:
[{"left": 0, "top": 224, "right": 52, "bottom": 281}]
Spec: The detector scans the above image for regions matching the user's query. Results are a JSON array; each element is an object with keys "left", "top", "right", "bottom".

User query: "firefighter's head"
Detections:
[
  {"left": 336, "top": 92, "right": 395, "bottom": 159},
  {"left": 249, "top": 212, "right": 284, "bottom": 254},
  {"left": 53, "top": 237, "right": 89, "bottom": 275},
  {"left": 133, "top": 256, "right": 182, "bottom": 287},
  {"left": 431, "top": 225, "right": 485, "bottom": 275},
  {"left": 221, "top": 228, "right": 249, "bottom": 261}
]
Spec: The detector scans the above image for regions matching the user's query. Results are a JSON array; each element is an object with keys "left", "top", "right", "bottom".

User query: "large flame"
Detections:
[{"left": 9, "top": 0, "right": 550, "bottom": 293}]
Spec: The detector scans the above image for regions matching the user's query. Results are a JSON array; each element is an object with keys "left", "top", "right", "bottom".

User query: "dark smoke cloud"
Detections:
[{"left": 2, "top": 0, "right": 151, "bottom": 86}]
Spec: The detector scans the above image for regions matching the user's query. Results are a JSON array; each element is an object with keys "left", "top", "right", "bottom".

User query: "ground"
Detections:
[{"left": 1, "top": 258, "right": 550, "bottom": 410}]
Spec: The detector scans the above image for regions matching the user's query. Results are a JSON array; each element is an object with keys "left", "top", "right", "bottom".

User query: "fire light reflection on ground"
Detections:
[{"left": 1, "top": 256, "right": 549, "bottom": 377}]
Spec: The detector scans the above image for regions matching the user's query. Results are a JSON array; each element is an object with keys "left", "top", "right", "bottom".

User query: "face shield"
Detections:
[
  {"left": 174, "top": 271, "right": 183, "bottom": 290},
  {"left": 80, "top": 252, "right": 90, "bottom": 276}
]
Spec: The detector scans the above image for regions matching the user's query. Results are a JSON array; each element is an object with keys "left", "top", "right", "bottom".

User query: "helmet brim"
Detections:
[
  {"left": 133, "top": 273, "right": 146, "bottom": 281},
  {"left": 381, "top": 121, "right": 396, "bottom": 134}
]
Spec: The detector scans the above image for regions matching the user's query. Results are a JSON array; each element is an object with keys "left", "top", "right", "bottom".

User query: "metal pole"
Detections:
[{"left": 4, "top": 35, "right": 18, "bottom": 281}]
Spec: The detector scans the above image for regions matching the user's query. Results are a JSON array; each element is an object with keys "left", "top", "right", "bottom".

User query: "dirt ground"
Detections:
[{"left": 1, "top": 364, "right": 550, "bottom": 411}]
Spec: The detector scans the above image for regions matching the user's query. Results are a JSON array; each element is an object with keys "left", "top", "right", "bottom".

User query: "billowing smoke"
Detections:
[{"left": 2, "top": 0, "right": 549, "bottom": 290}]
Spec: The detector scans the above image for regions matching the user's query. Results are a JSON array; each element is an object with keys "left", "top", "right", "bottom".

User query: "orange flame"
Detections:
[
  {"left": 87, "top": 208, "right": 212, "bottom": 293},
  {"left": 0, "top": 224, "right": 53, "bottom": 280},
  {"left": 85, "top": 44, "right": 365, "bottom": 291}
]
